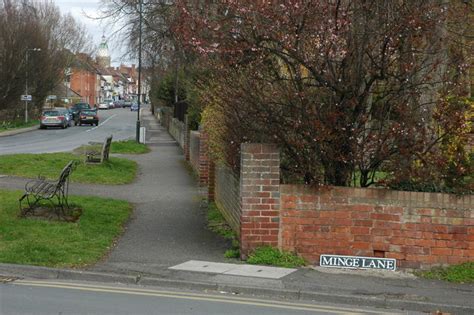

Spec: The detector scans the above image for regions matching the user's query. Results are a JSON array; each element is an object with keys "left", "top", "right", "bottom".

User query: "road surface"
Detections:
[
  {"left": 0, "top": 280, "right": 409, "bottom": 315},
  {"left": 0, "top": 107, "right": 138, "bottom": 155}
]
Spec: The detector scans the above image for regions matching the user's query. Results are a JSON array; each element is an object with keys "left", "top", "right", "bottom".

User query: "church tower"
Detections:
[{"left": 96, "top": 35, "right": 111, "bottom": 68}]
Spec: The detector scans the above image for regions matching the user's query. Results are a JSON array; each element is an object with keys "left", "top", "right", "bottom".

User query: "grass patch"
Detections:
[
  {"left": 207, "top": 202, "right": 235, "bottom": 240},
  {"left": 0, "top": 189, "right": 131, "bottom": 267},
  {"left": 417, "top": 262, "right": 474, "bottom": 283},
  {"left": 110, "top": 140, "right": 150, "bottom": 154},
  {"left": 224, "top": 248, "right": 240, "bottom": 259},
  {"left": 207, "top": 202, "right": 240, "bottom": 258},
  {"left": 0, "top": 119, "right": 39, "bottom": 132},
  {"left": 247, "top": 246, "right": 306, "bottom": 268},
  {"left": 0, "top": 153, "right": 137, "bottom": 185}
]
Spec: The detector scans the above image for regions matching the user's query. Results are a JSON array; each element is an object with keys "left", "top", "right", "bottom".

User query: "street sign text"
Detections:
[{"left": 320, "top": 254, "right": 396, "bottom": 271}]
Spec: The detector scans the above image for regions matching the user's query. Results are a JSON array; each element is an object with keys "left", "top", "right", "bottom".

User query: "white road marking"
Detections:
[
  {"left": 13, "top": 280, "right": 397, "bottom": 314},
  {"left": 86, "top": 114, "right": 117, "bottom": 132}
]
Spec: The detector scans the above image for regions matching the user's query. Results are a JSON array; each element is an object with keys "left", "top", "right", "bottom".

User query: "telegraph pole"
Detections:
[
  {"left": 24, "top": 48, "right": 41, "bottom": 123},
  {"left": 136, "top": 0, "right": 143, "bottom": 142}
]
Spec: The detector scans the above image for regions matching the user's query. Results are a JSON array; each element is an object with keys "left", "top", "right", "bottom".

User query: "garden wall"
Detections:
[
  {"left": 279, "top": 185, "right": 473, "bottom": 269},
  {"left": 189, "top": 131, "right": 200, "bottom": 173},
  {"left": 166, "top": 119, "right": 241, "bottom": 234},
  {"left": 159, "top": 107, "right": 172, "bottom": 130},
  {"left": 169, "top": 118, "right": 185, "bottom": 148},
  {"left": 238, "top": 144, "right": 473, "bottom": 269},
  {"left": 159, "top": 110, "right": 473, "bottom": 270}
]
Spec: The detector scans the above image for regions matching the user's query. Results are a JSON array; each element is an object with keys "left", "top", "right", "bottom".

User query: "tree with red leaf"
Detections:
[{"left": 173, "top": 0, "right": 472, "bottom": 190}]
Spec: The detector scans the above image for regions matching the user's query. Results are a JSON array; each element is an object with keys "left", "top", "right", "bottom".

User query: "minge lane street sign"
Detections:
[{"left": 320, "top": 254, "right": 396, "bottom": 271}]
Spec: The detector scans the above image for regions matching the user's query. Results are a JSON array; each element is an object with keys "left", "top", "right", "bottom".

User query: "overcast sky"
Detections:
[{"left": 53, "top": 0, "right": 129, "bottom": 66}]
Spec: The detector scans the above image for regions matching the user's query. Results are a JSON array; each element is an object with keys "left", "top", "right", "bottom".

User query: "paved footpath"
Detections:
[
  {"left": 92, "top": 111, "right": 230, "bottom": 275},
  {"left": 0, "top": 109, "right": 229, "bottom": 275},
  {"left": 0, "top": 109, "right": 473, "bottom": 314}
]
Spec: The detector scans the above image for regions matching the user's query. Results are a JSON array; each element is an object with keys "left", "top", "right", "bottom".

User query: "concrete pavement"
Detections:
[{"left": 0, "top": 108, "right": 473, "bottom": 314}]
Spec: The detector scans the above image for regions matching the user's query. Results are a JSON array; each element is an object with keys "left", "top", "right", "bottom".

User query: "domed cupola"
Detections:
[{"left": 96, "top": 35, "right": 111, "bottom": 68}]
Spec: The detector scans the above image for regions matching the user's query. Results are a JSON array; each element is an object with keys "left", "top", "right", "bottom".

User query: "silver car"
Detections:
[{"left": 40, "top": 109, "right": 69, "bottom": 129}]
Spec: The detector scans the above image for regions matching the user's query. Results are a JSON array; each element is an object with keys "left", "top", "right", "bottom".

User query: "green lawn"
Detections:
[
  {"left": 0, "top": 189, "right": 131, "bottom": 267},
  {"left": 0, "top": 153, "right": 137, "bottom": 185},
  {"left": 111, "top": 140, "right": 150, "bottom": 154},
  {"left": 0, "top": 120, "right": 39, "bottom": 132}
]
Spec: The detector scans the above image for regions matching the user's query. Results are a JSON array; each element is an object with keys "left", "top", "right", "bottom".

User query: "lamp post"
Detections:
[
  {"left": 25, "top": 48, "right": 41, "bottom": 123},
  {"left": 136, "top": 0, "right": 143, "bottom": 142}
]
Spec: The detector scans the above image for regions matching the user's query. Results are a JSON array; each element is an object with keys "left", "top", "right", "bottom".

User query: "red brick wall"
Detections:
[
  {"left": 187, "top": 138, "right": 473, "bottom": 269},
  {"left": 280, "top": 185, "right": 474, "bottom": 269},
  {"left": 70, "top": 69, "right": 96, "bottom": 105},
  {"left": 198, "top": 131, "right": 216, "bottom": 201},
  {"left": 240, "top": 144, "right": 281, "bottom": 258},
  {"left": 199, "top": 131, "right": 210, "bottom": 186}
]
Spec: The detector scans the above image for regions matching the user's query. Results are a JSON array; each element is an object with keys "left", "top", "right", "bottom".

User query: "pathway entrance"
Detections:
[{"left": 91, "top": 109, "right": 230, "bottom": 275}]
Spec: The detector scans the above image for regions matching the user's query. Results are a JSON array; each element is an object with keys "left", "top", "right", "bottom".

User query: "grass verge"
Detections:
[
  {"left": 0, "top": 189, "right": 131, "bottom": 267},
  {"left": 75, "top": 140, "right": 150, "bottom": 156},
  {"left": 0, "top": 119, "right": 39, "bottom": 132},
  {"left": 417, "top": 262, "right": 474, "bottom": 283},
  {"left": 0, "top": 153, "right": 137, "bottom": 185},
  {"left": 110, "top": 140, "right": 150, "bottom": 154},
  {"left": 207, "top": 202, "right": 240, "bottom": 258},
  {"left": 247, "top": 246, "right": 306, "bottom": 268}
]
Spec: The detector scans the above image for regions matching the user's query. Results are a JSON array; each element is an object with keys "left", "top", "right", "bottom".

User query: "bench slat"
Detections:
[
  {"left": 86, "top": 135, "right": 112, "bottom": 164},
  {"left": 19, "top": 160, "right": 76, "bottom": 215}
]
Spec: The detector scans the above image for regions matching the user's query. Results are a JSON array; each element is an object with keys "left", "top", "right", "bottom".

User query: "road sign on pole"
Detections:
[{"left": 21, "top": 95, "right": 32, "bottom": 101}]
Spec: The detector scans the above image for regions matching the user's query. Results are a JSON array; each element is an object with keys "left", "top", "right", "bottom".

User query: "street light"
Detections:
[
  {"left": 136, "top": 0, "right": 143, "bottom": 142},
  {"left": 25, "top": 48, "right": 41, "bottom": 123}
]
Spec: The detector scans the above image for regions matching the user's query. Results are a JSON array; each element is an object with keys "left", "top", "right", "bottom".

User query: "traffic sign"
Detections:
[{"left": 21, "top": 95, "right": 32, "bottom": 101}]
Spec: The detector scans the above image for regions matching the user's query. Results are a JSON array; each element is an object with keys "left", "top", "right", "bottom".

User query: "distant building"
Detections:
[
  {"left": 60, "top": 36, "right": 149, "bottom": 106},
  {"left": 96, "top": 35, "right": 111, "bottom": 68},
  {"left": 69, "top": 53, "right": 98, "bottom": 106}
]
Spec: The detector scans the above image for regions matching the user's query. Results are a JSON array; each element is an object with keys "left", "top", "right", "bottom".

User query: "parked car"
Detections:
[
  {"left": 105, "top": 99, "right": 114, "bottom": 109},
  {"left": 98, "top": 102, "right": 110, "bottom": 110},
  {"left": 53, "top": 107, "right": 73, "bottom": 127},
  {"left": 130, "top": 103, "right": 139, "bottom": 112},
  {"left": 114, "top": 100, "right": 124, "bottom": 108},
  {"left": 78, "top": 109, "right": 99, "bottom": 126},
  {"left": 70, "top": 103, "right": 91, "bottom": 125},
  {"left": 123, "top": 101, "right": 132, "bottom": 108},
  {"left": 40, "top": 109, "right": 69, "bottom": 129}
]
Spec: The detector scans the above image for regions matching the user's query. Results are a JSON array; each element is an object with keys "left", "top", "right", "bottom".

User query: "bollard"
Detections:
[{"left": 139, "top": 127, "right": 146, "bottom": 144}]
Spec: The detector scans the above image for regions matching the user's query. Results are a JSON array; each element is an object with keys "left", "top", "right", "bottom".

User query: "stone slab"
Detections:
[
  {"left": 168, "top": 260, "right": 236, "bottom": 274},
  {"left": 223, "top": 264, "right": 297, "bottom": 279},
  {"left": 169, "top": 260, "right": 297, "bottom": 279}
]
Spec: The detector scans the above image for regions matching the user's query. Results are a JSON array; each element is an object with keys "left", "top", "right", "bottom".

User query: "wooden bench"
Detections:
[
  {"left": 85, "top": 135, "right": 113, "bottom": 163},
  {"left": 19, "top": 160, "right": 76, "bottom": 216}
]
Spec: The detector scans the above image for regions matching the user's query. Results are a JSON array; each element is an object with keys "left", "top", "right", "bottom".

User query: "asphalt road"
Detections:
[
  {"left": 0, "top": 108, "right": 138, "bottom": 155},
  {"left": 0, "top": 280, "right": 406, "bottom": 315}
]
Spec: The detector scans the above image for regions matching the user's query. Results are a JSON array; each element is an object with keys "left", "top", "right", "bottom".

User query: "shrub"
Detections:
[
  {"left": 246, "top": 246, "right": 306, "bottom": 268},
  {"left": 418, "top": 262, "right": 474, "bottom": 283}
]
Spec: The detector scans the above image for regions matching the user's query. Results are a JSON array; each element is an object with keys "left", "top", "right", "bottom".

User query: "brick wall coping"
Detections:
[{"left": 280, "top": 185, "right": 473, "bottom": 210}]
